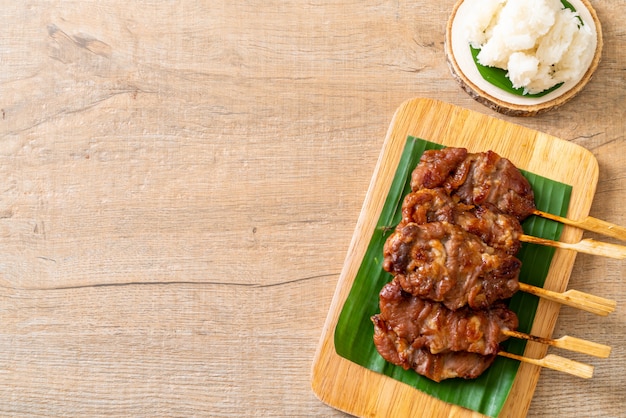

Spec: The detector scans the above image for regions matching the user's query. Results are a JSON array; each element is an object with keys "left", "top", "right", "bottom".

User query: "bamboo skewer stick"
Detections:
[
  {"left": 518, "top": 282, "right": 616, "bottom": 316},
  {"left": 498, "top": 351, "right": 594, "bottom": 379},
  {"left": 520, "top": 234, "right": 626, "bottom": 260},
  {"left": 501, "top": 329, "right": 611, "bottom": 358},
  {"left": 533, "top": 209, "right": 626, "bottom": 242}
]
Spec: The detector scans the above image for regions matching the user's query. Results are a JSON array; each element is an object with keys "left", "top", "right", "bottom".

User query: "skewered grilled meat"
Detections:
[
  {"left": 372, "top": 314, "right": 496, "bottom": 382},
  {"left": 399, "top": 188, "right": 524, "bottom": 255},
  {"left": 371, "top": 146, "right": 536, "bottom": 381},
  {"left": 373, "top": 279, "right": 518, "bottom": 356},
  {"left": 383, "top": 221, "right": 521, "bottom": 310},
  {"left": 411, "top": 148, "right": 536, "bottom": 221}
]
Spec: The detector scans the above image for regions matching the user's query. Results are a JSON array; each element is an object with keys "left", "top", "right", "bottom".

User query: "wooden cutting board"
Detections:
[{"left": 311, "top": 98, "right": 598, "bottom": 417}]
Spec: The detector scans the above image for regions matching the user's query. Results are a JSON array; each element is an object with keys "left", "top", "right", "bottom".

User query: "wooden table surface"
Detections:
[{"left": 1, "top": 1, "right": 624, "bottom": 417}]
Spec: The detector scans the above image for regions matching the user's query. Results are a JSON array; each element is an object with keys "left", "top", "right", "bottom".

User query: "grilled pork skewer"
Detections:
[
  {"left": 372, "top": 311, "right": 595, "bottom": 381},
  {"left": 408, "top": 147, "right": 626, "bottom": 255},
  {"left": 400, "top": 188, "right": 626, "bottom": 260},
  {"left": 411, "top": 147, "right": 626, "bottom": 243},
  {"left": 385, "top": 220, "right": 617, "bottom": 314},
  {"left": 395, "top": 189, "right": 618, "bottom": 312},
  {"left": 375, "top": 280, "right": 611, "bottom": 359}
]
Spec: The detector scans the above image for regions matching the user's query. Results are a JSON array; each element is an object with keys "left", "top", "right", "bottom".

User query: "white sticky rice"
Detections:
[{"left": 461, "top": 0, "right": 595, "bottom": 94}]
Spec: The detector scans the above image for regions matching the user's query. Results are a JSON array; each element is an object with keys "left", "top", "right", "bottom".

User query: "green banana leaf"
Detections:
[
  {"left": 469, "top": 46, "right": 563, "bottom": 97},
  {"left": 469, "top": 0, "right": 580, "bottom": 97},
  {"left": 334, "top": 137, "right": 571, "bottom": 417}
]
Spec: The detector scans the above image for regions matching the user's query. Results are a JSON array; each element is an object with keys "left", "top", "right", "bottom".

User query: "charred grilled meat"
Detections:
[
  {"left": 372, "top": 315, "right": 496, "bottom": 382},
  {"left": 399, "top": 188, "right": 524, "bottom": 255},
  {"left": 383, "top": 221, "right": 521, "bottom": 310},
  {"left": 373, "top": 279, "right": 518, "bottom": 356},
  {"left": 410, "top": 148, "right": 536, "bottom": 221},
  {"left": 371, "top": 146, "right": 536, "bottom": 382}
]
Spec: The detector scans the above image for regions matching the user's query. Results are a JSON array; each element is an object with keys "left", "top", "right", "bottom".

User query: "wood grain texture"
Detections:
[
  {"left": 312, "top": 98, "right": 600, "bottom": 417},
  {"left": 0, "top": 1, "right": 624, "bottom": 417}
]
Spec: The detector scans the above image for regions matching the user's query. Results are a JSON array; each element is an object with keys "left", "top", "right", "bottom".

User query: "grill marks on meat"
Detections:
[
  {"left": 410, "top": 147, "right": 468, "bottom": 190},
  {"left": 410, "top": 148, "right": 536, "bottom": 221},
  {"left": 399, "top": 188, "right": 524, "bottom": 255},
  {"left": 374, "top": 279, "right": 518, "bottom": 355},
  {"left": 455, "top": 151, "right": 536, "bottom": 221},
  {"left": 456, "top": 204, "right": 523, "bottom": 256},
  {"left": 370, "top": 278, "right": 518, "bottom": 382},
  {"left": 372, "top": 147, "right": 531, "bottom": 382},
  {"left": 383, "top": 222, "right": 521, "bottom": 310},
  {"left": 399, "top": 187, "right": 462, "bottom": 225},
  {"left": 372, "top": 315, "right": 496, "bottom": 382}
]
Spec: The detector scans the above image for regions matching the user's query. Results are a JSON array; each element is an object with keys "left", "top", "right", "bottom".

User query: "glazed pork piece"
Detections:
[
  {"left": 372, "top": 279, "right": 518, "bottom": 356},
  {"left": 372, "top": 315, "right": 496, "bottom": 382},
  {"left": 399, "top": 187, "right": 462, "bottom": 225},
  {"left": 371, "top": 146, "right": 536, "bottom": 381},
  {"left": 399, "top": 188, "right": 524, "bottom": 255},
  {"left": 383, "top": 221, "right": 521, "bottom": 310},
  {"left": 455, "top": 204, "right": 524, "bottom": 256},
  {"left": 410, "top": 148, "right": 536, "bottom": 221},
  {"left": 409, "top": 147, "right": 469, "bottom": 190}
]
